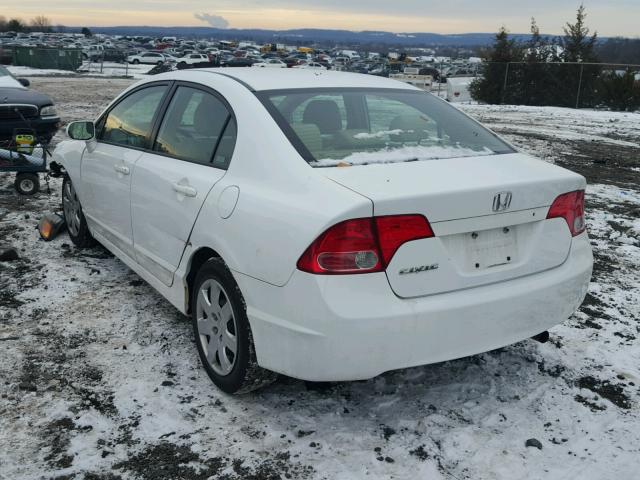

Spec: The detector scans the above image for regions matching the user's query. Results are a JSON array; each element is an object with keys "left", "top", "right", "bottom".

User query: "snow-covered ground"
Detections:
[
  {"left": 1, "top": 76, "right": 639, "bottom": 480},
  {"left": 8, "top": 62, "right": 155, "bottom": 80}
]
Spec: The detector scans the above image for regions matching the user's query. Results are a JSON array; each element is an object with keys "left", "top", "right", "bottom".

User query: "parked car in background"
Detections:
[
  {"left": 416, "top": 66, "right": 441, "bottom": 82},
  {"left": 443, "top": 66, "right": 477, "bottom": 80},
  {"left": 224, "top": 57, "right": 258, "bottom": 67},
  {"left": 293, "top": 62, "right": 327, "bottom": 70},
  {"left": 176, "top": 54, "right": 210, "bottom": 68},
  {"left": 54, "top": 69, "right": 592, "bottom": 394},
  {"left": 283, "top": 57, "right": 304, "bottom": 68},
  {"left": 218, "top": 53, "right": 236, "bottom": 65},
  {"left": 252, "top": 58, "right": 287, "bottom": 68},
  {"left": 101, "top": 48, "right": 127, "bottom": 63},
  {"left": 126, "top": 52, "right": 172, "bottom": 65},
  {"left": 368, "top": 64, "right": 389, "bottom": 76},
  {"left": 0, "top": 65, "right": 60, "bottom": 144}
]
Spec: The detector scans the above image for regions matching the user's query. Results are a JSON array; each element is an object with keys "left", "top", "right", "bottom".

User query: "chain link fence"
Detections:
[
  {"left": 472, "top": 62, "right": 640, "bottom": 110},
  {"left": 78, "top": 55, "right": 131, "bottom": 77}
]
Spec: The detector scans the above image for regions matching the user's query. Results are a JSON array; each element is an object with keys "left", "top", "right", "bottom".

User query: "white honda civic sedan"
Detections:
[{"left": 53, "top": 69, "right": 592, "bottom": 393}]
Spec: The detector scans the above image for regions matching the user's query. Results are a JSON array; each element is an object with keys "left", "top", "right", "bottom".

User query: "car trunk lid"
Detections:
[{"left": 323, "top": 153, "right": 586, "bottom": 298}]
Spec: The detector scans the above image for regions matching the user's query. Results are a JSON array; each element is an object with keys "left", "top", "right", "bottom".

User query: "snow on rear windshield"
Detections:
[
  {"left": 313, "top": 145, "right": 495, "bottom": 167},
  {"left": 259, "top": 88, "right": 514, "bottom": 167}
]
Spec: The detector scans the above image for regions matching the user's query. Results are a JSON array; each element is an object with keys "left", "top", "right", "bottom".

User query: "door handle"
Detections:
[
  {"left": 113, "top": 164, "right": 130, "bottom": 175},
  {"left": 172, "top": 183, "right": 197, "bottom": 197}
]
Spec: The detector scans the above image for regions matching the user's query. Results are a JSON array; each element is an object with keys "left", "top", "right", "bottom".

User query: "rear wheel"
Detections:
[
  {"left": 192, "top": 258, "right": 277, "bottom": 394},
  {"left": 132, "top": 59, "right": 140, "bottom": 64},
  {"left": 14, "top": 173, "right": 40, "bottom": 195},
  {"left": 62, "top": 176, "right": 94, "bottom": 248}
]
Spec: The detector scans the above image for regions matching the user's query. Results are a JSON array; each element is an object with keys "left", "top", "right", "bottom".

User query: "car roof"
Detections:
[{"left": 190, "top": 68, "right": 419, "bottom": 92}]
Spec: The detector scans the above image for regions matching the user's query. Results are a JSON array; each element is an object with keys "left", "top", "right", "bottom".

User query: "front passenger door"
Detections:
[{"left": 80, "top": 84, "right": 169, "bottom": 259}]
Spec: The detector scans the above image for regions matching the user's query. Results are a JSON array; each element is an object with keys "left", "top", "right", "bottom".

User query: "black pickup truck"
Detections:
[{"left": 0, "top": 65, "right": 60, "bottom": 145}]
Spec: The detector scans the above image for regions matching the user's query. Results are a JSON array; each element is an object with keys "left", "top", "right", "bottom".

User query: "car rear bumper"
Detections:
[{"left": 236, "top": 232, "right": 593, "bottom": 381}]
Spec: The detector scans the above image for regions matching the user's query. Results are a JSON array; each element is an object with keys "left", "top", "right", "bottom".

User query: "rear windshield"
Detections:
[{"left": 258, "top": 88, "right": 514, "bottom": 167}]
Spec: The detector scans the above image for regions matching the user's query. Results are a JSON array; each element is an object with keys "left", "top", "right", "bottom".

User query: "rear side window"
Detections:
[
  {"left": 153, "top": 86, "right": 234, "bottom": 167},
  {"left": 213, "top": 118, "right": 237, "bottom": 170},
  {"left": 99, "top": 85, "right": 167, "bottom": 149}
]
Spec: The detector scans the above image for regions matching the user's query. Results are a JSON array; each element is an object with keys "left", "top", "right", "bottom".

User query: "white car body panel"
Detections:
[
  {"left": 323, "top": 153, "right": 584, "bottom": 222},
  {"left": 238, "top": 232, "right": 591, "bottom": 381},
  {"left": 80, "top": 142, "right": 142, "bottom": 258},
  {"left": 130, "top": 152, "right": 225, "bottom": 286},
  {"left": 53, "top": 69, "right": 593, "bottom": 382}
]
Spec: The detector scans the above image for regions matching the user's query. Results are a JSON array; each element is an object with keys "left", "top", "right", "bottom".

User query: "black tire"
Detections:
[
  {"left": 62, "top": 176, "right": 95, "bottom": 248},
  {"left": 132, "top": 59, "right": 140, "bottom": 65},
  {"left": 192, "top": 258, "right": 277, "bottom": 394},
  {"left": 14, "top": 173, "right": 40, "bottom": 195}
]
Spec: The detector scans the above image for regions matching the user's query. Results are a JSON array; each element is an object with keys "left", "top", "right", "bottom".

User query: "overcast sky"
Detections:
[{"left": 5, "top": 1, "right": 639, "bottom": 37}]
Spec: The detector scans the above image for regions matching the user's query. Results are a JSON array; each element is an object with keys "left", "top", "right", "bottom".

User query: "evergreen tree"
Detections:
[
  {"left": 596, "top": 70, "right": 640, "bottom": 111},
  {"left": 81, "top": 27, "right": 92, "bottom": 37},
  {"left": 7, "top": 18, "right": 26, "bottom": 32},
  {"left": 562, "top": 4, "right": 598, "bottom": 63},
  {"left": 470, "top": 27, "right": 522, "bottom": 104},
  {"left": 562, "top": 5, "right": 600, "bottom": 107},
  {"left": 526, "top": 18, "right": 546, "bottom": 63},
  {"left": 521, "top": 18, "right": 567, "bottom": 106}
]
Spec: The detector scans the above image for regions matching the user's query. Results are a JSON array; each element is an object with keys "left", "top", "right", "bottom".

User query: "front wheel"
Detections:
[
  {"left": 62, "top": 176, "right": 94, "bottom": 248},
  {"left": 14, "top": 172, "right": 40, "bottom": 195},
  {"left": 192, "top": 258, "right": 277, "bottom": 394},
  {"left": 132, "top": 59, "right": 140, "bottom": 64}
]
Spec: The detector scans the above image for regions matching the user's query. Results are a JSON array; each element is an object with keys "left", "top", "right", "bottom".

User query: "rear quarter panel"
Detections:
[{"left": 182, "top": 72, "right": 372, "bottom": 286}]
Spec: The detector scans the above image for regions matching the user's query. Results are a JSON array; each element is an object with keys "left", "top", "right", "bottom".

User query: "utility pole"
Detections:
[
  {"left": 501, "top": 62, "right": 510, "bottom": 104},
  {"left": 575, "top": 64, "right": 585, "bottom": 109}
]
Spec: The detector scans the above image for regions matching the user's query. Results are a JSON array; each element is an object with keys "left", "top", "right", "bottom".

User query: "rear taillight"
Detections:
[
  {"left": 546, "top": 190, "right": 586, "bottom": 237},
  {"left": 297, "top": 215, "right": 434, "bottom": 275}
]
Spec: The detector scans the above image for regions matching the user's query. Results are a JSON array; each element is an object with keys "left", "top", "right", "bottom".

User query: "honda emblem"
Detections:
[{"left": 492, "top": 192, "right": 512, "bottom": 212}]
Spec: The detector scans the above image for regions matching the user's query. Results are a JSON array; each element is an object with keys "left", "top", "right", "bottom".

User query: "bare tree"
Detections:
[
  {"left": 31, "top": 15, "right": 53, "bottom": 32},
  {"left": 0, "top": 15, "right": 7, "bottom": 32}
]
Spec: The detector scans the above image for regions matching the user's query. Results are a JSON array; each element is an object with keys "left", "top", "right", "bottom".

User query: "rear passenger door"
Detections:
[{"left": 130, "top": 83, "right": 237, "bottom": 286}]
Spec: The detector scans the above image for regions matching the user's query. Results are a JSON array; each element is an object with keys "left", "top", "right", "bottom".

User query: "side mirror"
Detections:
[
  {"left": 67, "top": 121, "right": 95, "bottom": 141},
  {"left": 18, "top": 78, "right": 30, "bottom": 87}
]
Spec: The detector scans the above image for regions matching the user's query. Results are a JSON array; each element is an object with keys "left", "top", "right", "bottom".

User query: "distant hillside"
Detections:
[{"left": 87, "top": 26, "right": 536, "bottom": 47}]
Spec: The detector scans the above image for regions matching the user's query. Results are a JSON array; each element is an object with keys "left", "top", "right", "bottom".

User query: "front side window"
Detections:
[
  {"left": 100, "top": 85, "right": 167, "bottom": 149},
  {"left": 259, "top": 88, "right": 514, "bottom": 167},
  {"left": 154, "top": 86, "right": 233, "bottom": 166}
]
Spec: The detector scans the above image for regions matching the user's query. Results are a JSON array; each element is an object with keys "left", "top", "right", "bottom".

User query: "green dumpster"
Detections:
[{"left": 12, "top": 47, "right": 83, "bottom": 71}]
